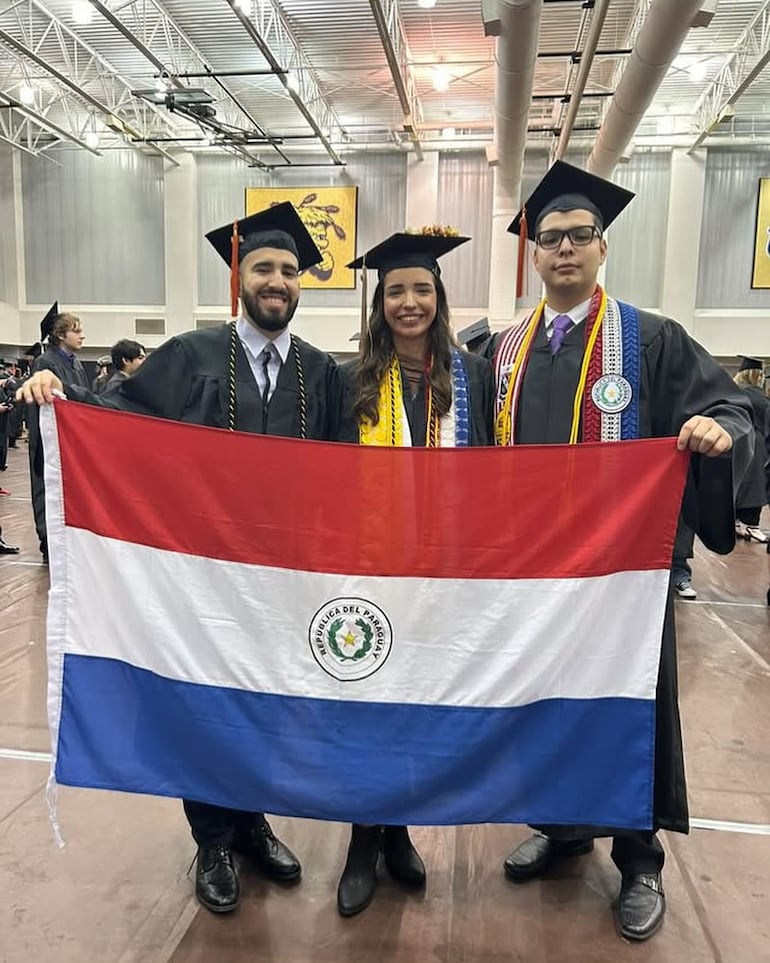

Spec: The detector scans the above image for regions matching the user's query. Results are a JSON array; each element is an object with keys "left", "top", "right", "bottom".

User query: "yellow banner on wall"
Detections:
[
  {"left": 245, "top": 187, "right": 358, "bottom": 289},
  {"left": 752, "top": 178, "right": 770, "bottom": 289}
]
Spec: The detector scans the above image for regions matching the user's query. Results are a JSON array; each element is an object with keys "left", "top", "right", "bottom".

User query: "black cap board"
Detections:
[{"left": 205, "top": 201, "right": 322, "bottom": 272}]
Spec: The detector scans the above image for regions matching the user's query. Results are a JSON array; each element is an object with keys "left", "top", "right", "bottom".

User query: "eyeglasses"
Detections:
[{"left": 535, "top": 225, "right": 601, "bottom": 251}]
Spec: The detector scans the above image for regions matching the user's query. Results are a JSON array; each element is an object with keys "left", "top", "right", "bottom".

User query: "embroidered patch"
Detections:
[
  {"left": 308, "top": 598, "right": 393, "bottom": 682},
  {"left": 591, "top": 374, "right": 633, "bottom": 414}
]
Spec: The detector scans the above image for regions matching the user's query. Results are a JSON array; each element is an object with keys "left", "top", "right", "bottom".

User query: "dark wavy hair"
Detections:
[{"left": 353, "top": 272, "right": 456, "bottom": 427}]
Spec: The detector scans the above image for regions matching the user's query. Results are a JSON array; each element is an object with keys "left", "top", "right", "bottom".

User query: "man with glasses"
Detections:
[{"left": 484, "top": 162, "right": 752, "bottom": 941}]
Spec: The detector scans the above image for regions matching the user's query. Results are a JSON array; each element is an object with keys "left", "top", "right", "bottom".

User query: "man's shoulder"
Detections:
[{"left": 613, "top": 302, "right": 683, "bottom": 348}]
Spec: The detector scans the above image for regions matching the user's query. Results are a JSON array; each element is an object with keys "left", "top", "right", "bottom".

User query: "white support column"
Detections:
[
  {"left": 164, "top": 152, "right": 197, "bottom": 336},
  {"left": 405, "top": 153, "right": 438, "bottom": 227},
  {"left": 660, "top": 149, "right": 707, "bottom": 333},
  {"left": 0, "top": 148, "right": 20, "bottom": 342},
  {"left": 487, "top": 168, "right": 518, "bottom": 325}
]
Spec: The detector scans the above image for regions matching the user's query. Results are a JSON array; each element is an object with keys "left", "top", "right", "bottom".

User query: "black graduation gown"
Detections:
[
  {"left": 336, "top": 351, "right": 495, "bottom": 446},
  {"left": 485, "top": 310, "right": 754, "bottom": 835},
  {"left": 67, "top": 324, "right": 339, "bottom": 441},
  {"left": 736, "top": 385, "right": 770, "bottom": 509},
  {"left": 28, "top": 348, "right": 90, "bottom": 549}
]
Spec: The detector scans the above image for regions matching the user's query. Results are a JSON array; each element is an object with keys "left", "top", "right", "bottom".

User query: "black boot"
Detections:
[
  {"left": 382, "top": 825, "right": 426, "bottom": 887},
  {"left": 195, "top": 843, "right": 239, "bottom": 913},
  {"left": 233, "top": 814, "right": 301, "bottom": 882},
  {"left": 337, "top": 824, "right": 382, "bottom": 917}
]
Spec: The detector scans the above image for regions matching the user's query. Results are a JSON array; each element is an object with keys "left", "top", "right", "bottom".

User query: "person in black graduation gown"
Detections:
[
  {"left": 19, "top": 203, "right": 339, "bottom": 916},
  {"left": 334, "top": 231, "right": 495, "bottom": 918},
  {"left": 484, "top": 162, "right": 754, "bottom": 942},
  {"left": 27, "top": 305, "right": 89, "bottom": 561},
  {"left": 732, "top": 356, "right": 769, "bottom": 543}
]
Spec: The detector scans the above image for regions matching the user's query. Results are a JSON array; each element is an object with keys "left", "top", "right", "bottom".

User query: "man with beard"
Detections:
[{"left": 19, "top": 202, "right": 339, "bottom": 914}]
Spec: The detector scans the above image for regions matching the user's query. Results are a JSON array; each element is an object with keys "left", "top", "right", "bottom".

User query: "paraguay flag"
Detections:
[{"left": 41, "top": 401, "right": 688, "bottom": 830}]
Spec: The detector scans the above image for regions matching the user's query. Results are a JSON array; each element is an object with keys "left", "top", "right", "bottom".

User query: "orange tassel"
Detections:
[
  {"left": 516, "top": 206, "right": 528, "bottom": 300},
  {"left": 230, "top": 220, "right": 240, "bottom": 319}
]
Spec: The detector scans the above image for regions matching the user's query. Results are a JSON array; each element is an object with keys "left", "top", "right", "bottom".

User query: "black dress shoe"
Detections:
[
  {"left": 382, "top": 826, "right": 426, "bottom": 887},
  {"left": 0, "top": 538, "right": 20, "bottom": 555},
  {"left": 196, "top": 843, "right": 239, "bottom": 913},
  {"left": 337, "top": 825, "right": 382, "bottom": 917},
  {"left": 233, "top": 815, "right": 301, "bottom": 882},
  {"left": 503, "top": 832, "right": 594, "bottom": 882},
  {"left": 617, "top": 872, "right": 665, "bottom": 940}
]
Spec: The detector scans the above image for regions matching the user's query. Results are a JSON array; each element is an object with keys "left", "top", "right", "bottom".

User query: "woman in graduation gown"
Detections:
[{"left": 334, "top": 229, "right": 495, "bottom": 917}]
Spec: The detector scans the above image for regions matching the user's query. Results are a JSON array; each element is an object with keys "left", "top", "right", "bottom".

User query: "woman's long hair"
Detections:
[
  {"left": 734, "top": 368, "right": 764, "bottom": 389},
  {"left": 353, "top": 273, "right": 456, "bottom": 426}
]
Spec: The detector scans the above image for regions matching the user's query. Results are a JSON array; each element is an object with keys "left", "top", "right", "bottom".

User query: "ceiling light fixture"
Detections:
[
  {"left": 234, "top": 0, "right": 252, "bottom": 14},
  {"left": 432, "top": 68, "right": 450, "bottom": 92},
  {"left": 418, "top": 0, "right": 438, "bottom": 9},
  {"left": 441, "top": 126, "right": 456, "bottom": 139},
  {"left": 19, "top": 84, "right": 35, "bottom": 106},
  {"left": 72, "top": 1, "right": 94, "bottom": 26}
]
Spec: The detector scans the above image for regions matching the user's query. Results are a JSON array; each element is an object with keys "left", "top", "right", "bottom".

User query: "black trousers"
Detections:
[
  {"left": 533, "top": 826, "right": 665, "bottom": 875},
  {"left": 183, "top": 799, "right": 264, "bottom": 847},
  {"left": 0, "top": 413, "right": 8, "bottom": 471},
  {"left": 737, "top": 506, "right": 761, "bottom": 526}
]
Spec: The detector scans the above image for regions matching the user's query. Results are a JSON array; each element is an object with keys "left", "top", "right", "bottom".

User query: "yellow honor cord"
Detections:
[{"left": 495, "top": 301, "right": 546, "bottom": 446}]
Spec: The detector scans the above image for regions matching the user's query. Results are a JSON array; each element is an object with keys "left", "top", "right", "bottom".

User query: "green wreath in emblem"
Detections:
[{"left": 327, "top": 617, "right": 374, "bottom": 662}]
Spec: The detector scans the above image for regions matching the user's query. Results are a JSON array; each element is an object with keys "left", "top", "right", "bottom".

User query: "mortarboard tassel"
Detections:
[
  {"left": 516, "top": 206, "right": 528, "bottom": 300},
  {"left": 230, "top": 221, "right": 240, "bottom": 320}
]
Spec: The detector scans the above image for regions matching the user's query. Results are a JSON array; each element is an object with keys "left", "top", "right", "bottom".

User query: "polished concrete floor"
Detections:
[{"left": 0, "top": 439, "right": 768, "bottom": 962}]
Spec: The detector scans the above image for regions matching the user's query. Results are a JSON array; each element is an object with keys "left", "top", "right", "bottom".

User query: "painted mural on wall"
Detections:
[
  {"left": 245, "top": 187, "right": 358, "bottom": 289},
  {"left": 752, "top": 178, "right": 770, "bottom": 289}
]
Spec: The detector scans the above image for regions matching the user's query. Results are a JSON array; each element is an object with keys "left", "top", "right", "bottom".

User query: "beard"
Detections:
[{"left": 241, "top": 288, "right": 299, "bottom": 333}]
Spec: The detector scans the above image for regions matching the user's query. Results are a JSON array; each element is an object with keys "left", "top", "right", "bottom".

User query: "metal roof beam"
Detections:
[
  {"left": 224, "top": 0, "right": 344, "bottom": 165},
  {"left": 368, "top": 0, "right": 423, "bottom": 160},
  {"left": 0, "top": 0, "right": 178, "bottom": 162},
  {"left": 689, "top": 0, "right": 770, "bottom": 151},
  {"left": 87, "top": 0, "right": 282, "bottom": 165}
]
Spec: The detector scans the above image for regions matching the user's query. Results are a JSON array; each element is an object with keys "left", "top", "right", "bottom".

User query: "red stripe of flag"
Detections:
[{"left": 54, "top": 400, "right": 688, "bottom": 580}]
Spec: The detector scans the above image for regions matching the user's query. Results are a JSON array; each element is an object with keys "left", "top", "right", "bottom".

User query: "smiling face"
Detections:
[
  {"left": 381, "top": 267, "right": 438, "bottom": 350},
  {"left": 239, "top": 246, "right": 301, "bottom": 334},
  {"left": 532, "top": 208, "right": 607, "bottom": 308}
]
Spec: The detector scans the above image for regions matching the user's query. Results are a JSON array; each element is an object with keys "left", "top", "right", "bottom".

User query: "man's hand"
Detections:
[
  {"left": 16, "top": 371, "right": 64, "bottom": 405},
  {"left": 677, "top": 416, "right": 733, "bottom": 457}
]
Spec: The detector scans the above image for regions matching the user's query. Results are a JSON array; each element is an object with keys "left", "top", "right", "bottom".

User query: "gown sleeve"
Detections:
[{"left": 644, "top": 319, "right": 754, "bottom": 554}]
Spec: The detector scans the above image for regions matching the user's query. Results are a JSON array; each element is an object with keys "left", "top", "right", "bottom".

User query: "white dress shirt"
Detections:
[
  {"left": 543, "top": 297, "right": 592, "bottom": 342},
  {"left": 235, "top": 318, "right": 290, "bottom": 403}
]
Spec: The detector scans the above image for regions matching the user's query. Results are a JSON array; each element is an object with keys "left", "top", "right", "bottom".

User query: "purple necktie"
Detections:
[{"left": 550, "top": 313, "right": 574, "bottom": 354}]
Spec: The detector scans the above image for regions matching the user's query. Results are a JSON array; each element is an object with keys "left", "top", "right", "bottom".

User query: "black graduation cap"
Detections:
[
  {"left": 738, "top": 355, "right": 763, "bottom": 372},
  {"left": 457, "top": 317, "right": 490, "bottom": 347},
  {"left": 39, "top": 302, "right": 59, "bottom": 342},
  {"left": 349, "top": 332, "right": 361, "bottom": 342},
  {"left": 205, "top": 201, "right": 322, "bottom": 273},
  {"left": 508, "top": 162, "right": 634, "bottom": 299},
  {"left": 507, "top": 161, "right": 635, "bottom": 239},
  {"left": 347, "top": 232, "right": 470, "bottom": 281}
]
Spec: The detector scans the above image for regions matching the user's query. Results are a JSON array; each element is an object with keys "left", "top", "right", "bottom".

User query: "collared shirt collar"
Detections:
[
  {"left": 543, "top": 296, "right": 592, "bottom": 329},
  {"left": 236, "top": 317, "right": 291, "bottom": 363},
  {"left": 55, "top": 347, "right": 76, "bottom": 365}
]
